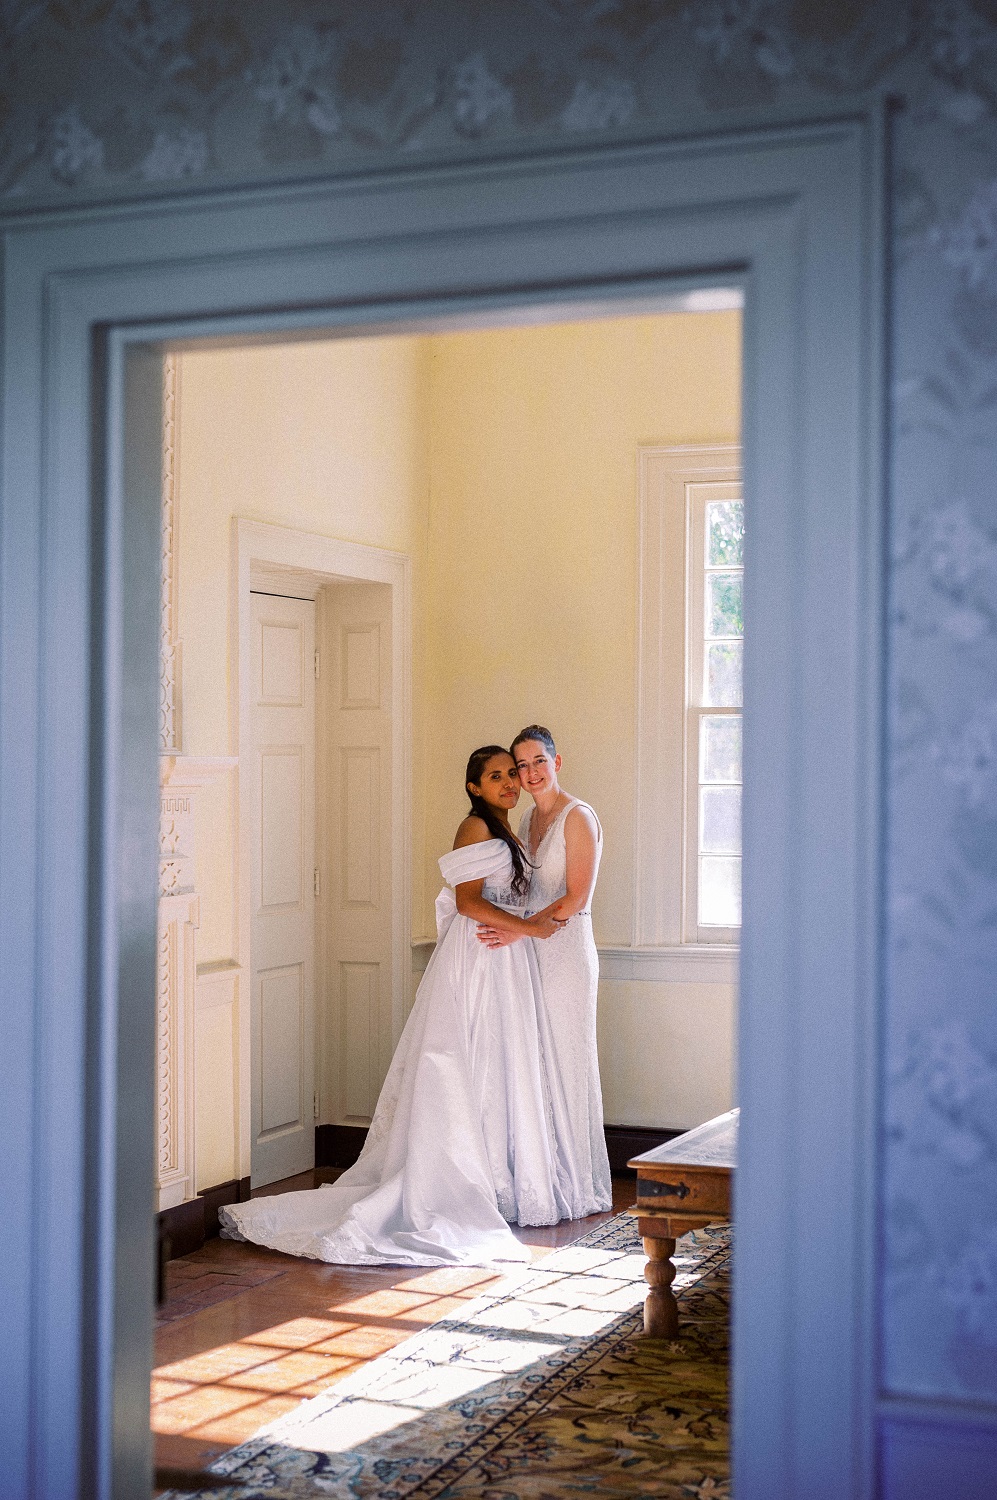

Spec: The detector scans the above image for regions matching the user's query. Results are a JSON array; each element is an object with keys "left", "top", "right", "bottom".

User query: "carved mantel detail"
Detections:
[
  {"left": 157, "top": 755, "right": 236, "bottom": 1210},
  {"left": 156, "top": 350, "right": 240, "bottom": 1208}
]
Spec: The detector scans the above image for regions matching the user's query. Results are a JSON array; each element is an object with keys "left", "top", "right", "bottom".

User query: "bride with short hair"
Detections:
[{"left": 221, "top": 745, "right": 574, "bottom": 1266}]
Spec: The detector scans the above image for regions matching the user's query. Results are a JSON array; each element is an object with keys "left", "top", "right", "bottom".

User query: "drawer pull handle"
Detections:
[{"left": 639, "top": 1179, "right": 691, "bottom": 1200}]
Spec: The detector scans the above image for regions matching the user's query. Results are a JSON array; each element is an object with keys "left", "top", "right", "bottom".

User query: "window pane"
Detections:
[
  {"left": 701, "top": 786, "right": 741, "bottom": 854},
  {"left": 707, "top": 500, "right": 744, "bottom": 566},
  {"left": 706, "top": 641, "right": 743, "bottom": 707},
  {"left": 700, "top": 855, "right": 742, "bottom": 926},
  {"left": 706, "top": 572, "right": 743, "bottom": 637},
  {"left": 701, "top": 715, "right": 742, "bottom": 783}
]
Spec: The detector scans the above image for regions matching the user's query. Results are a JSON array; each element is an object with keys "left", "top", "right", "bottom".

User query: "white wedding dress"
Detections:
[
  {"left": 220, "top": 839, "right": 574, "bottom": 1267},
  {"left": 520, "top": 798, "right": 613, "bottom": 1217}
]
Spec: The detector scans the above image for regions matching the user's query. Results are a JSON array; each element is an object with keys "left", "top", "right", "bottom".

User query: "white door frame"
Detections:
[
  {"left": 0, "top": 109, "right": 886, "bottom": 1498},
  {"left": 236, "top": 520, "right": 412, "bottom": 1182}
]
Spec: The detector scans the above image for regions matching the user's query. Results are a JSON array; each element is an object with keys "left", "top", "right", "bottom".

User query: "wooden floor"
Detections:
[{"left": 153, "top": 1173, "right": 637, "bottom": 1492}]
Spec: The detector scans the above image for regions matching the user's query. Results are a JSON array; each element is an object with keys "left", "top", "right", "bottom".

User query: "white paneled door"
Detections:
[
  {"left": 251, "top": 592, "right": 316, "bottom": 1186},
  {"left": 321, "top": 581, "right": 394, "bottom": 1125}
]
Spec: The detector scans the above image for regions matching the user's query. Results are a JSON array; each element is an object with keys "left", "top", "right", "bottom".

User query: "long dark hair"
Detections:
[{"left": 465, "top": 745, "right": 530, "bottom": 896}]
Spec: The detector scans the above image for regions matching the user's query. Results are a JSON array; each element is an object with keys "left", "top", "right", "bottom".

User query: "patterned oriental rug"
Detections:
[{"left": 161, "top": 1215, "right": 731, "bottom": 1500}]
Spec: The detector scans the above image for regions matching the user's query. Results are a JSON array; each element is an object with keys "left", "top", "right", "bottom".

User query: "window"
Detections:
[
  {"left": 686, "top": 489, "right": 743, "bottom": 941},
  {"left": 635, "top": 445, "right": 741, "bottom": 954}
]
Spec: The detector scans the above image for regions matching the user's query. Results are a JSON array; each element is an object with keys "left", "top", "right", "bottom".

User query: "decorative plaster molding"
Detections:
[
  {"left": 156, "top": 891, "right": 199, "bottom": 1209},
  {"left": 159, "top": 756, "right": 237, "bottom": 897},
  {"left": 161, "top": 755, "right": 239, "bottom": 789},
  {"left": 157, "top": 919, "right": 175, "bottom": 1180},
  {"left": 156, "top": 754, "right": 237, "bottom": 1208}
]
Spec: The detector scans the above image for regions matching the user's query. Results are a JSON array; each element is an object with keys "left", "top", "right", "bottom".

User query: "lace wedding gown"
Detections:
[
  {"left": 220, "top": 839, "right": 573, "bottom": 1266},
  {"left": 520, "top": 798, "right": 613, "bottom": 1218}
]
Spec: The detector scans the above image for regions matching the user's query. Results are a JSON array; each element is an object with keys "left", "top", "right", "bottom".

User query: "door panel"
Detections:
[
  {"left": 318, "top": 581, "right": 393, "bottom": 1126},
  {"left": 251, "top": 592, "right": 316, "bottom": 1185},
  {"left": 341, "top": 623, "right": 381, "bottom": 708},
  {"left": 261, "top": 621, "right": 305, "bottom": 705},
  {"left": 259, "top": 965, "right": 304, "bottom": 1135},
  {"left": 342, "top": 746, "right": 380, "bottom": 907},
  {"left": 341, "top": 962, "right": 379, "bottom": 1119},
  {"left": 260, "top": 750, "right": 303, "bottom": 908}
]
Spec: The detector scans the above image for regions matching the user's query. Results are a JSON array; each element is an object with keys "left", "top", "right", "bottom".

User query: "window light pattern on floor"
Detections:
[{"left": 157, "top": 1215, "right": 731, "bottom": 1499}]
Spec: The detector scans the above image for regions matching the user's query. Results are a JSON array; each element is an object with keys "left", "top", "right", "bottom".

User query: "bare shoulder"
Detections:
[
  {"left": 565, "top": 802, "right": 599, "bottom": 841},
  {"left": 453, "top": 814, "right": 493, "bottom": 850}
]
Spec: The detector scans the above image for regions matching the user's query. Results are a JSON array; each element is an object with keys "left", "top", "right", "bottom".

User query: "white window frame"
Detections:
[
  {"left": 635, "top": 443, "right": 742, "bottom": 953},
  {"left": 685, "top": 477, "right": 743, "bottom": 944}
]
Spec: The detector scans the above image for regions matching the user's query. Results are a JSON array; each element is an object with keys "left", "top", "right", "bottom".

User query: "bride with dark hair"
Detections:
[{"left": 221, "top": 745, "right": 574, "bottom": 1266}]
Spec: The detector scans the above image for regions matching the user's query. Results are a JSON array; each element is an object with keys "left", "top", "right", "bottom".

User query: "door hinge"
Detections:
[
  {"left": 314, "top": 648, "right": 320, "bottom": 680},
  {"left": 313, "top": 1090, "right": 319, "bottom": 1121},
  {"left": 313, "top": 867, "right": 320, "bottom": 898}
]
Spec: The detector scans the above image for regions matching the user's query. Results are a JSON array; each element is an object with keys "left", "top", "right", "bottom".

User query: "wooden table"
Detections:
[{"left": 629, "top": 1107, "right": 737, "bottom": 1338}]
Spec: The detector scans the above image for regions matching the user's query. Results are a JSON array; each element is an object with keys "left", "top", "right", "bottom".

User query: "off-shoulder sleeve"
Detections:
[
  {"left": 434, "top": 839, "right": 513, "bottom": 943},
  {"left": 438, "top": 838, "right": 511, "bottom": 889}
]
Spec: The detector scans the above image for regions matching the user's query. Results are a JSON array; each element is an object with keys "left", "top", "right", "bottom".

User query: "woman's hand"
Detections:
[
  {"left": 475, "top": 924, "right": 519, "bottom": 949},
  {"left": 475, "top": 912, "right": 560, "bottom": 945},
  {"left": 475, "top": 910, "right": 562, "bottom": 946},
  {"left": 528, "top": 912, "right": 560, "bottom": 940}
]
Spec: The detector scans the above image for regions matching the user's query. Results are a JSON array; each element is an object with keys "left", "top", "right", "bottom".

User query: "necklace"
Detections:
[{"left": 530, "top": 796, "right": 565, "bottom": 854}]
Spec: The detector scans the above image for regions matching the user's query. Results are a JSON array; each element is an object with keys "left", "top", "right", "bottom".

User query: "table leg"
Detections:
[{"left": 642, "top": 1235, "right": 678, "bottom": 1339}]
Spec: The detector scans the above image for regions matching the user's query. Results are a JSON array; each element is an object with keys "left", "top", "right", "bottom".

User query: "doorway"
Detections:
[
  {"left": 6, "top": 116, "right": 884, "bottom": 1498},
  {"left": 152, "top": 308, "right": 744, "bottom": 1480},
  {"left": 249, "top": 585, "right": 317, "bottom": 1185},
  {"left": 235, "top": 524, "right": 409, "bottom": 1192},
  {"left": 247, "top": 567, "right": 397, "bottom": 1186}
]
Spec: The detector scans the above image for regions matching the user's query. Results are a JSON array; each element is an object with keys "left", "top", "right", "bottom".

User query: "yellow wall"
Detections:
[
  {"left": 177, "top": 335, "right": 431, "bottom": 965},
  {"left": 175, "top": 334, "right": 432, "bottom": 1188},
  {"left": 598, "top": 982, "right": 737, "bottom": 1128},
  {"left": 421, "top": 314, "right": 741, "bottom": 945},
  {"left": 423, "top": 313, "right": 741, "bottom": 1131},
  {"left": 175, "top": 310, "right": 741, "bottom": 1187}
]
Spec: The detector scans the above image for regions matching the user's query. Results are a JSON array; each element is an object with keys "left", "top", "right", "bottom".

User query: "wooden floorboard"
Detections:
[{"left": 153, "top": 1174, "right": 637, "bottom": 1492}]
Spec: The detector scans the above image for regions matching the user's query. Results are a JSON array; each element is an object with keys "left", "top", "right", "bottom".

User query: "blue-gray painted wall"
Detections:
[{"left": 3, "top": 0, "right": 996, "bottom": 1420}]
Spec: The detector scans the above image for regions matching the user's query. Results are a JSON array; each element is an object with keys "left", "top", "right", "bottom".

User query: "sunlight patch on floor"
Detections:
[
  {"left": 235, "top": 1234, "right": 653, "bottom": 1457},
  {"left": 150, "top": 1263, "right": 511, "bottom": 1448}
]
